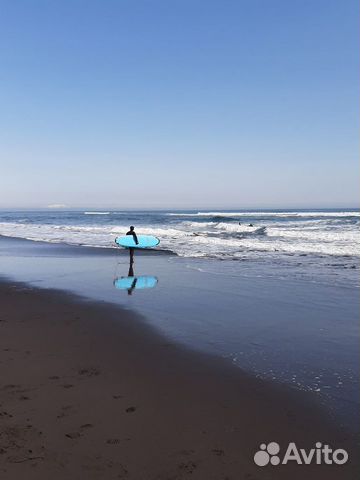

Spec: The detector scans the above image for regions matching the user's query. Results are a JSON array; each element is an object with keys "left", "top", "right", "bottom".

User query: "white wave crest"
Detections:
[
  {"left": 84, "top": 211, "right": 110, "bottom": 215},
  {"left": 0, "top": 214, "right": 359, "bottom": 259},
  {"left": 167, "top": 211, "right": 360, "bottom": 218}
]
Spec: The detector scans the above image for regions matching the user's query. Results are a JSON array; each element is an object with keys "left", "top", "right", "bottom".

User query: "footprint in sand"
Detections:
[
  {"left": 0, "top": 411, "right": 13, "bottom": 418},
  {"left": 82, "top": 458, "right": 128, "bottom": 477},
  {"left": 65, "top": 424, "right": 93, "bottom": 439},
  {"left": 106, "top": 438, "right": 121, "bottom": 445},
  {"left": 65, "top": 432, "right": 82, "bottom": 439},
  {"left": 212, "top": 448, "right": 225, "bottom": 456},
  {"left": 80, "top": 423, "right": 93, "bottom": 430},
  {"left": 125, "top": 406, "right": 136, "bottom": 413}
]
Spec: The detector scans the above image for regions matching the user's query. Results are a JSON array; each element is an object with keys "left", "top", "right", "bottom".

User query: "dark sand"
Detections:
[{"left": 0, "top": 281, "right": 358, "bottom": 479}]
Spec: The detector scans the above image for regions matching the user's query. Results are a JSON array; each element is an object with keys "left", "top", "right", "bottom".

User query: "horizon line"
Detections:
[{"left": 0, "top": 205, "right": 359, "bottom": 211}]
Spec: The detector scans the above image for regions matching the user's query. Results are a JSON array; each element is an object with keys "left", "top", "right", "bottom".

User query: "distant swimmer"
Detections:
[
  {"left": 248, "top": 223, "right": 254, "bottom": 227},
  {"left": 126, "top": 226, "right": 139, "bottom": 263}
]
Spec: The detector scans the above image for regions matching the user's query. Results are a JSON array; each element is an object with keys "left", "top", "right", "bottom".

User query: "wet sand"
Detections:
[{"left": 0, "top": 281, "right": 358, "bottom": 479}]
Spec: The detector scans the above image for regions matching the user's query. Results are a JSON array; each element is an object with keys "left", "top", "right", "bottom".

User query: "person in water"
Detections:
[{"left": 126, "top": 226, "right": 139, "bottom": 263}]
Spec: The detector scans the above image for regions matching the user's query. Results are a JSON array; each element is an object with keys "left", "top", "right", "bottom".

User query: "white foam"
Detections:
[
  {"left": 84, "top": 211, "right": 110, "bottom": 215},
  {"left": 214, "top": 223, "right": 260, "bottom": 233},
  {"left": 0, "top": 212, "right": 359, "bottom": 260},
  {"left": 167, "top": 211, "right": 360, "bottom": 217}
]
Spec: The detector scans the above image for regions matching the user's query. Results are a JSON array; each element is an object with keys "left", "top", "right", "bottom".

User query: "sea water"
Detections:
[{"left": 0, "top": 208, "right": 358, "bottom": 287}]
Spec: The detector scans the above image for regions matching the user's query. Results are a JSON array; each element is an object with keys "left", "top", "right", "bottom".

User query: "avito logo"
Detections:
[{"left": 254, "top": 442, "right": 348, "bottom": 466}]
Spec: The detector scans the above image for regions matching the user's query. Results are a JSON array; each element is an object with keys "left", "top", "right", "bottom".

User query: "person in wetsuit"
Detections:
[{"left": 126, "top": 226, "right": 138, "bottom": 263}]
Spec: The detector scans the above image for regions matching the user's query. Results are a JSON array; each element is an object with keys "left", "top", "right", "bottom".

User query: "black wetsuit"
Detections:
[
  {"left": 126, "top": 230, "right": 138, "bottom": 263},
  {"left": 126, "top": 230, "right": 138, "bottom": 244}
]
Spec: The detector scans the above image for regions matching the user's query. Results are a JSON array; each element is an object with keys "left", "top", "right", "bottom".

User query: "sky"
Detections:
[{"left": 0, "top": 0, "right": 358, "bottom": 209}]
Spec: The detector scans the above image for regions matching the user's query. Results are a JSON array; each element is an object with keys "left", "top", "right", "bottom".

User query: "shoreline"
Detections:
[
  {"left": 0, "top": 234, "right": 359, "bottom": 432},
  {"left": 0, "top": 279, "right": 358, "bottom": 479},
  {"left": 0, "top": 234, "right": 172, "bottom": 256}
]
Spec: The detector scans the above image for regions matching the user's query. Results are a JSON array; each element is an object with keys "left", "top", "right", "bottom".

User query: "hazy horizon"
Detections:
[
  {"left": 0, "top": 203, "right": 358, "bottom": 211},
  {"left": 1, "top": 1, "right": 358, "bottom": 208}
]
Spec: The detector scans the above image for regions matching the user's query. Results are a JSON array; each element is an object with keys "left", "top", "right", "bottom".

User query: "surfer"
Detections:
[{"left": 126, "top": 226, "right": 139, "bottom": 263}]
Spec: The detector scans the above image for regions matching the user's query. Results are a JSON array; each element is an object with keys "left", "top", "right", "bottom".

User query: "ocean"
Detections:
[{"left": 0, "top": 208, "right": 358, "bottom": 287}]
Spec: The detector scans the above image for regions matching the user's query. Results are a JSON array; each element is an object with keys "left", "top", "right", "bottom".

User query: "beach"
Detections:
[
  {"left": 1, "top": 0, "right": 358, "bottom": 474},
  {"left": 0, "top": 229, "right": 359, "bottom": 479},
  {"left": 0, "top": 281, "right": 358, "bottom": 480},
  {"left": 0, "top": 227, "right": 359, "bottom": 430}
]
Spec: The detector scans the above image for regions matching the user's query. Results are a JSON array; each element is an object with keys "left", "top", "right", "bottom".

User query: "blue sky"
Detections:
[{"left": 0, "top": 0, "right": 358, "bottom": 208}]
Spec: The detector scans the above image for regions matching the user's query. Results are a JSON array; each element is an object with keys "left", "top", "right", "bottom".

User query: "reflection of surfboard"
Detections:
[
  {"left": 115, "top": 235, "right": 160, "bottom": 248},
  {"left": 113, "top": 276, "right": 158, "bottom": 290}
]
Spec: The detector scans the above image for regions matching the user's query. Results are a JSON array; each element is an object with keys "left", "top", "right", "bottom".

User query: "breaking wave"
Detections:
[{"left": 0, "top": 209, "right": 359, "bottom": 267}]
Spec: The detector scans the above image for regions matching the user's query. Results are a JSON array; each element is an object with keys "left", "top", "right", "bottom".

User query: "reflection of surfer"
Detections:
[
  {"left": 128, "top": 262, "right": 134, "bottom": 277},
  {"left": 127, "top": 260, "right": 137, "bottom": 295},
  {"left": 126, "top": 226, "right": 138, "bottom": 263}
]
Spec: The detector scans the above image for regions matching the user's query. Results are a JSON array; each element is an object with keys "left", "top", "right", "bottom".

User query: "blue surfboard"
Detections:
[
  {"left": 113, "top": 276, "right": 158, "bottom": 290},
  {"left": 115, "top": 235, "right": 160, "bottom": 249}
]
